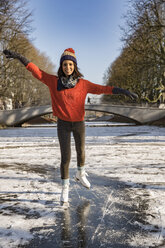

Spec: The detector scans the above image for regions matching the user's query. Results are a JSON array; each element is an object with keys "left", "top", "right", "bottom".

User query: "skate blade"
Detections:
[
  {"left": 74, "top": 176, "right": 90, "bottom": 190},
  {"left": 60, "top": 201, "right": 69, "bottom": 209}
]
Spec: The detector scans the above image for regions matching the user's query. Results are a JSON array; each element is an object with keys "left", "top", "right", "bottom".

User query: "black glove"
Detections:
[
  {"left": 3, "top": 49, "right": 18, "bottom": 59},
  {"left": 112, "top": 87, "right": 138, "bottom": 100},
  {"left": 3, "top": 49, "right": 30, "bottom": 66}
]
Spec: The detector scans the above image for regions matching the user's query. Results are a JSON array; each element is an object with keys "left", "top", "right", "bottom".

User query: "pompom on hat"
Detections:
[{"left": 60, "top": 48, "right": 77, "bottom": 65}]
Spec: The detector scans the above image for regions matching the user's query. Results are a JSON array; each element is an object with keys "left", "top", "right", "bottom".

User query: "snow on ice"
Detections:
[{"left": 0, "top": 123, "right": 165, "bottom": 247}]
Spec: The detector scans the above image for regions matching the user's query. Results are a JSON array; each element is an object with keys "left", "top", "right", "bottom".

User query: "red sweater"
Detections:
[{"left": 26, "top": 62, "right": 114, "bottom": 122}]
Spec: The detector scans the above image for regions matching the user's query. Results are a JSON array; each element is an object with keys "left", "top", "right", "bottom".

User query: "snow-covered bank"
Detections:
[{"left": 0, "top": 124, "right": 165, "bottom": 247}]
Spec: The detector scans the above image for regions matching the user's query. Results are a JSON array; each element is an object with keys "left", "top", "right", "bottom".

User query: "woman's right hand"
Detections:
[
  {"left": 3, "top": 49, "right": 30, "bottom": 66},
  {"left": 3, "top": 49, "right": 18, "bottom": 59}
]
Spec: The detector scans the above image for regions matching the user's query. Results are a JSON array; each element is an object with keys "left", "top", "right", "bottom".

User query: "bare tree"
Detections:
[
  {"left": 103, "top": 0, "right": 165, "bottom": 103},
  {"left": 0, "top": 0, "right": 56, "bottom": 107},
  {"left": 122, "top": 0, "right": 165, "bottom": 101},
  {"left": 0, "top": 0, "right": 33, "bottom": 98}
]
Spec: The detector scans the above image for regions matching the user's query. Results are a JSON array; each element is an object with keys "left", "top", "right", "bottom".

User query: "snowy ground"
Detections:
[{"left": 0, "top": 123, "right": 165, "bottom": 247}]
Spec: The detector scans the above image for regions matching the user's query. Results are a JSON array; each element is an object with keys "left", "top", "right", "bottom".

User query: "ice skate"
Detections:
[
  {"left": 60, "top": 184, "right": 69, "bottom": 209},
  {"left": 75, "top": 170, "right": 91, "bottom": 189}
]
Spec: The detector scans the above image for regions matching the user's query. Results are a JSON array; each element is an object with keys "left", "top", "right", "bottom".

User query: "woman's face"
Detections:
[{"left": 62, "top": 60, "right": 74, "bottom": 77}]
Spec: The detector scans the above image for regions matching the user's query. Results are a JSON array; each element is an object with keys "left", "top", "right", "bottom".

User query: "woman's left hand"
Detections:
[{"left": 126, "top": 91, "right": 138, "bottom": 100}]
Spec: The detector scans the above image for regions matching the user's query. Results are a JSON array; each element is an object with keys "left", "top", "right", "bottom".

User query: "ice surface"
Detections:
[{"left": 0, "top": 123, "right": 165, "bottom": 247}]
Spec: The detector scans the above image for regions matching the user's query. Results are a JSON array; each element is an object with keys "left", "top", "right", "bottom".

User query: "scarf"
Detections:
[{"left": 57, "top": 76, "right": 78, "bottom": 91}]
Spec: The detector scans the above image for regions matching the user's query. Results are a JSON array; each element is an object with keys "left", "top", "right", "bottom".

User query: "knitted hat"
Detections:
[{"left": 60, "top": 48, "right": 77, "bottom": 65}]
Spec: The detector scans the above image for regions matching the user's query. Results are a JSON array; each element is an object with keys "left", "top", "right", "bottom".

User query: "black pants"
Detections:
[{"left": 57, "top": 119, "right": 85, "bottom": 179}]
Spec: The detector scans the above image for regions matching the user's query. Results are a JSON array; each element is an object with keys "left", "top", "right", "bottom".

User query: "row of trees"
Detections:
[
  {"left": 0, "top": 0, "right": 56, "bottom": 109},
  {"left": 103, "top": 0, "right": 165, "bottom": 104},
  {"left": 1, "top": 0, "right": 165, "bottom": 108}
]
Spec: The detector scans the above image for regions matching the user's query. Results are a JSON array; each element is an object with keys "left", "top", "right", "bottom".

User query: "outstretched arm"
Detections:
[
  {"left": 3, "top": 49, "right": 30, "bottom": 66},
  {"left": 3, "top": 49, "right": 56, "bottom": 86},
  {"left": 86, "top": 80, "right": 138, "bottom": 100}
]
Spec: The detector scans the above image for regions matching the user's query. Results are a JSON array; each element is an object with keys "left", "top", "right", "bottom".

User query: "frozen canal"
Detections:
[{"left": 0, "top": 123, "right": 165, "bottom": 247}]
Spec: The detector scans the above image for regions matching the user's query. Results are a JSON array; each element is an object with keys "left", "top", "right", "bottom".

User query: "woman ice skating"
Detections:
[{"left": 3, "top": 48, "right": 138, "bottom": 207}]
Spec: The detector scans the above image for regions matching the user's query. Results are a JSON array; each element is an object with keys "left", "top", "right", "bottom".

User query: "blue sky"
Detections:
[{"left": 27, "top": 0, "right": 129, "bottom": 84}]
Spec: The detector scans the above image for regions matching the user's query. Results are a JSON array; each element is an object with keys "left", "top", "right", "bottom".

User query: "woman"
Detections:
[{"left": 3, "top": 48, "right": 137, "bottom": 207}]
